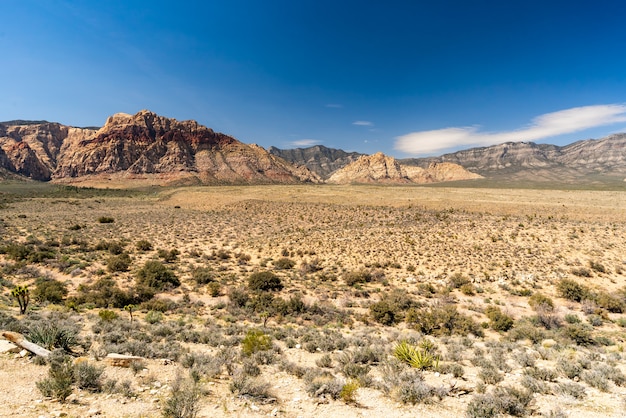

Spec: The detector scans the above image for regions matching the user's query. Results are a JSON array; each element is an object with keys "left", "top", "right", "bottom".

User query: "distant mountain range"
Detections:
[{"left": 1, "top": 110, "right": 625, "bottom": 186}]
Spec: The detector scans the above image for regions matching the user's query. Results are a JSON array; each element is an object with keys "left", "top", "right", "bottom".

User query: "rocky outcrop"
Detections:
[
  {"left": 401, "top": 134, "right": 626, "bottom": 182},
  {"left": 268, "top": 145, "right": 363, "bottom": 179},
  {"left": 327, "top": 152, "right": 481, "bottom": 184},
  {"left": 0, "top": 110, "right": 319, "bottom": 185}
]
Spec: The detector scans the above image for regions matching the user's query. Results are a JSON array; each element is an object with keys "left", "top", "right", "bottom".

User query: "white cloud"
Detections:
[
  {"left": 394, "top": 104, "right": 626, "bottom": 155},
  {"left": 353, "top": 120, "right": 373, "bottom": 126},
  {"left": 288, "top": 139, "right": 321, "bottom": 147}
]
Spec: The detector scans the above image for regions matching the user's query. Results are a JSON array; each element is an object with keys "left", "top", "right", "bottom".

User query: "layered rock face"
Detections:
[
  {"left": 268, "top": 145, "right": 363, "bottom": 179},
  {"left": 0, "top": 110, "right": 319, "bottom": 184},
  {"left": 327, "top": 152, "right": 482, "bottom": 184},
  {"left": 401, "top": 134, "right": 626, "bottom": 181}
]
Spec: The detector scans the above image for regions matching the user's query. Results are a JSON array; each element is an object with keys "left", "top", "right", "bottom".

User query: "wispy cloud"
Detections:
[
  {"left": 394, "top": 104, "right": 626, "bottom": 155},
  {"left": 353, "top": 120, "right": 373, "bottom": 126},
  {"left": 326, "top": 103, "right": 343, "bottom": 108},
  {"left": 288, "top": 139, "right": 321, "bottom": 147}
]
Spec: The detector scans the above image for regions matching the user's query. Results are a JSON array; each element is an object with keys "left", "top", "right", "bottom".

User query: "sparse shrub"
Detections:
[
  {"left": 484, "top": 306, "right": 514, "bottom": 331},
  {"left": 207, "top": 282, "right": 221, "bottom": 297},
  {"left": 97, "top": 216, "right": 114, "bottom": 224},
  {"left": 33, "top": 278, "right": 68, "bottom": 304},
  {"left": 557, "top": 279, "right": 590, "bottom": 302},
  {"left": 370, "top": 300, "right": 398, "bottom": 325},
  {"left": 466, "top": 386, "right": 533, "bottom": 418},
  {"left": 564, "top": 313, "right": 581, "bottom": 324},
  {"left": 449, "top": 272, "right": 470, "bottom": 289},
  {"left": 229, "top": 371, "right": 274, "bottom": 401},
  {"left": 406, "top": 303, "right": 484, "bottom": 337},
  {"left": 340, "top": 380, "right": 359, "bottom": 404},
  {"left": 316, "top": 354, "right": 333, "bottom": 368},
  {"left": 528, "top": 293, "right": 554, "bottom": 311},
  {"left": 107, "top": 253, "right": 131, "bottom": 272},
  {"left": 595, "top": 292, "right": 624, "bottom": 313},
  {"left": 460, "top": 283, "right": 475, "bottom": 295},
  {"left": 229, "top": 287, "right": 249, "bottom": 307},
  {"left": 571, "top": 267, "right": 592, "bottom": 278},
  {"left": 478, "top": 365, "right": 503, "bottom": 385},
  {"left": 74, "top": 361, "right": 104, "bottom": 392},
  {"left": 136, "top": 260, "right": 179, "bottom": 291},
  {"left": 247, "top": 271, "right": 283, "bottom": 292},
  {"left": 304, "top": 370, "right": 343, "bottom": 400},
  {"left": 191, "top": 267, "right": 215, "bottom": 285},
  {"left": 241, "top": 329, "right": 272, "bottom": 356},
  {"left": 557, "top": 356, "right": 582, "bottom": 379},
  {"left": 562, "top": 323, "right": 595, "bottom": 346},
  {"left": 344, "top": 269, "right": 372, "bottom": 286},
  {"left": 67, "top": 277, "right": 137, "bottom": 308},
  {"left": 273, "top": 257, "right": 295, "bottom": 270},
  {"left": 98, "top": 309, "right": 119, "bottom": 322},
  {"left": 581, "top": 369, "right": 610, "bottom": 391},
  {"left": 158, "top": 248, "right": 179, "bottom": 263},
  {"left": 162, "top": 374, "right": 200, "bottom": 418},
  {"left": 555, "top": 381, "right": 586, "bottom": 399},
  {"left": 145, "top": 310, "right": 164, "bottom": 324},
  {"left": 524, "top": 366, "right": 557, "bottom": 382},
  {"left": 438, "top": 362, "right": 464, "bottom": 378},
  {"left": 36, "top": 350, "right": 75, "bottom": 402},
  {"left": 135, "top": 240, "right": 153, "bottom": 251},
  {"left": 589, "top": 260, "right": 606, "bottom": 273}
]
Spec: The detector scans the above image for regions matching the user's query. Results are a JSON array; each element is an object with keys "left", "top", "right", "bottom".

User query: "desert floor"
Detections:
[{"left": 1, "top": 183, "right": 626, "bottom": 417}]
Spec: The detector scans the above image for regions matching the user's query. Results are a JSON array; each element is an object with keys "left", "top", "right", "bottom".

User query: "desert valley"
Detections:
[{"left": 1, "top": 112, "right": 626, "bottom": 418}]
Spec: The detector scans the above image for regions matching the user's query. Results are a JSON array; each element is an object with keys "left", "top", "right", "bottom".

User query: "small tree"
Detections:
[
  {"left": 11, "top": 285, "right": 29, "bottom": 314},
  {"left": 124, "top": 304, "right": 136, "bottom": 323}
]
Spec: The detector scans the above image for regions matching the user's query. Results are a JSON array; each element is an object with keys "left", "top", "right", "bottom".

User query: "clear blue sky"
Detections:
[{"left": 2, "top": 0, "right": 626, "bottom": 156}]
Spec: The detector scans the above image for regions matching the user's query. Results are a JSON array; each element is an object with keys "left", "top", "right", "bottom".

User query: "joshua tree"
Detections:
[
  {"left": 11, "top": 285, "right": 29, "bottom": 314},
  {"left": 124, "top": 304, "right": 136, "bottom": 323}
]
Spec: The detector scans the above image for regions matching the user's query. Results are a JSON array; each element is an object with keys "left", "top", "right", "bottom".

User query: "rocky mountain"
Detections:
[
  {"left": 268, "top": 145, "right": 363, "bottom": 179},
  {"left": 400, "top": 134, "right": 626, "bottom": 183},
  {"left": 0, "top": 111, "right": 319, "bottom": 185},
  {"left": 327, "top": 152, "right": 482, "bottom": 184}
]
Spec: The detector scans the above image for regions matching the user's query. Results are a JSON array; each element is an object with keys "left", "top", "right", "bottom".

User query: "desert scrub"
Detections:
[
  {"left": 37, "top": 350, "right": 75, "bottom": 402},
  {"left": 406, "top": 303, "right": 484, "bottom": 337},
  {"left": 241, "top": 329, "right": 272, "bottom": 356},
  {"left": 74, "top": 361, "right": 105, "bottom": 392},
  {"left": 136, "top": 260, "right": 180, "bottom": 291},
  {"left": 344, "top": 268, "right": 373, "bottom": 286},
  {"left": 162, "top": 374, "right": 201, "bottom": 418},
  {"left": 106, "top": 253, "right": 132, "bottom": 272},
  {"left": 528, "top": 293, "right": 554, "bottom": 311},
  {"left": 484, "top": 306, "right": 514, "bottom": 331},
  {"left": 304, "top": 370, "right": 343, "bottom": 400},
  {"left": 247, "top": 271, "right": 283, "bottom": 292},
  {"left": 273, "top": 257, "right": 295, "bottom": 270},
  {"left": 191, "top": 267, "right": 215, "bottom": 285},
  {"left": 557, "top": 278, "right": 590, "bottom": 302},
  {"left": 33, "top": 277, "right": 68, "bottom": 304},
  {"left": 229, "top": 371, "right": 274, "bottom": 401},
  {"left": 97, "top": 216, "right": 114, "bottom": 223},
  {"left": 466, "top": 386, "right": 533, "bottom": 418},
  {"left": 340, "top": 379, "right": 360, "bottom": 404},
  {"left": 135, "top": 239, "right": 153, "bottom": 251}
]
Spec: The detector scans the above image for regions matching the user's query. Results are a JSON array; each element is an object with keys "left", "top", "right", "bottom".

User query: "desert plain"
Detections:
[{"left": 1, "top": 182, "right": 626, "bottom": 417}]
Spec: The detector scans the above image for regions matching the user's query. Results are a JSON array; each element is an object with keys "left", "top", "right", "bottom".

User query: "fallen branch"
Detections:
[{"left": 1, "top": 331, "right": 51, "bottom": 358}]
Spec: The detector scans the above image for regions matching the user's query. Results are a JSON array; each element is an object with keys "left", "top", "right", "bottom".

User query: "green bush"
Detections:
[
  {"left": 136, "top": 261, "right": 179, "bottom": 291},
  {"left": 33, "top": 278, "right": 68, "bottom": 304},
  {"left": 107, "top": 253, "right": 132, "bottom": 272},
  {"left": 370, "top": 300, "right": 398, "bottom": 325},
  {"left": 484, "top": 306, "right": 514, "bottom": 332},
  {"left": 247, "top": 271, "right": 283, "bottom": 292},
  {"left": 449, "top": 272, "right": 470, "bottom": 289},
  {"left": 557, "top": 279, "right": 590, "bottom": 302},
  {"left": 158, "top": 249, "right": 179, "bottom": 263},
  {"left": 68, "top": 277, "right": 139, "bottom": 308},
  {"left": 562, "top": 323, "right": 595, "bottom": 346},
  {"left": 145, "top": 310, "right": 164, "bottom": 324},
  {"left": 98, "top": 309, "right": 119, "bottom": 322},
  {"left": 241, "top": 329, "right": 272, "bottom": 356},
  {"left": 191, "top": 267, "right": 215, "bottom": 285}
]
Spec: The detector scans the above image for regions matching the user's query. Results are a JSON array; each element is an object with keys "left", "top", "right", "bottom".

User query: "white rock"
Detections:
[{"left": 0, "top": 340, "right": 20, "bottom": 354}]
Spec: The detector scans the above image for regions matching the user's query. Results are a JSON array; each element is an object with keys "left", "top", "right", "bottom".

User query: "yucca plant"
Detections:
[
  {"left": 393, "top": 340, "right": 439, "bottom": 371},
  {"left": 393, "top": 340, "right": 417, "bottom": 364}
]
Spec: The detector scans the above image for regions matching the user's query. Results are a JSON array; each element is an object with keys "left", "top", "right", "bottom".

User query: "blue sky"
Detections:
[{"left": 2, "top": 1, "right": 626, "bottom": 157}]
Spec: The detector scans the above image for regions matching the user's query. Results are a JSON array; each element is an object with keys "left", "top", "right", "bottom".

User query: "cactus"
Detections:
[{"left": 11, "top": 285, "right": 29, "bottom": 314}]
